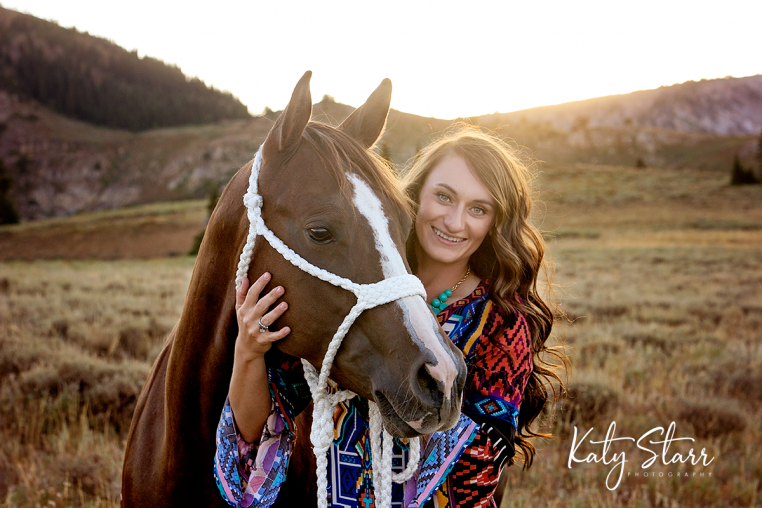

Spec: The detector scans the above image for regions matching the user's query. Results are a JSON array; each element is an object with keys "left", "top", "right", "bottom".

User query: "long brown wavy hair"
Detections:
[{"left": 402, "top": 125, "right": 568, "bottom": 468}]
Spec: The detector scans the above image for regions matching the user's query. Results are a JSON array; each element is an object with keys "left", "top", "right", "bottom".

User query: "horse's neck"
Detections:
[{"left": 165, "top": 171, "right": 254, "bottom": 438}]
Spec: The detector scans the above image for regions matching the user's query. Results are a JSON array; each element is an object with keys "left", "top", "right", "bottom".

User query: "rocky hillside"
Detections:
[
  {"left": 0, "top": 93, "right": 441, "bottom": 221},
  {"left": 0, "top": 90, "right": 267, "bottom": 220},
  {"left": 489, "top": 75, "right": 762, "bottom": 136},
  {"left": 0, "top": 89, "right": 757, "bottom": 222}
]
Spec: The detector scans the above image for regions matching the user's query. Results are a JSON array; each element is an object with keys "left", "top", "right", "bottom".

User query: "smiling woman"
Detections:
[
  {"left": 414, "top": 154, "right": 496, "bottom": 274},
  {"left": 401, "top": 126, "right": 569, "bottom": 506}
]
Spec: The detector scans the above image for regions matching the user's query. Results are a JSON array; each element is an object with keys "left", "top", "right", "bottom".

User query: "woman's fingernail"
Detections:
[
  {"left": 276, "top": 286, "right": 283, "bottom": 293},
  {"left": 283, "top": 327, "right": 291, "bottom": 333},
  {"left": 262, "top": 272, "right": 270, "bottom": 280},
  {"left": 280, "top": 302, "right": 287, "bottom": 309}
]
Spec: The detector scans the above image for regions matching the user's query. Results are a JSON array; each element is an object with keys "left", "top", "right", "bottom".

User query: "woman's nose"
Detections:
[{"left": 443, "top": 207, "right": 465, "bottom": 232}]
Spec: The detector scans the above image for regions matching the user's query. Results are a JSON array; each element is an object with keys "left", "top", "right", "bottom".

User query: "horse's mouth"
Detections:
[{"left": 373, "top": 390, "right": 442, "bottom": 438}]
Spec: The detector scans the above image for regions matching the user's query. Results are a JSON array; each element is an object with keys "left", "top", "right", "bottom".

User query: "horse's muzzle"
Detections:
[{"left": 374, "top": 334, "right": 467, "bottom": 438}]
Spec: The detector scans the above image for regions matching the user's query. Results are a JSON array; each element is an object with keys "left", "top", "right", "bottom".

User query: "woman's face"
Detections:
[{"left": 415, "top": 154, "right": 496, "bottom": 268}]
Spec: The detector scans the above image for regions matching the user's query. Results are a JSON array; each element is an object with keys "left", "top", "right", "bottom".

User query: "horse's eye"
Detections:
[{"left": 308, "top": 227, "right": 333, "bottom": 244}]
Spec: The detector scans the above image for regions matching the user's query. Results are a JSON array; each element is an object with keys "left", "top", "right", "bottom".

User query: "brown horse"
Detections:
[{"left": 122, "top": 72, "right": 467, "bottom": 507}]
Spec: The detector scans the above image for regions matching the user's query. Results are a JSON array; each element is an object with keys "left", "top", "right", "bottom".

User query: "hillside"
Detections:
[
  {"left": 0, "top": 90, "right": 269, "bottom": 220},
  {"left": 487, "top": 75, "right": 762, "bottom": 136},
  {"left": 0, "top": 7, "right": 758, "bottom": 223},
  {"left": 1, "top": 161, "right": 760, "bottom": 261},
  {"left": 0, "top": 6, "right": 250, "bottom": 131},
  {"left": 305, "top": 92, "right": 760, "bottom": 172},
  {"left": 1, "top": 88, "right": 757, "bottom": 222}
]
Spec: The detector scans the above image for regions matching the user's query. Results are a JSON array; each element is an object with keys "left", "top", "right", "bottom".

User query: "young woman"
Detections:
[{"left": 216, "top": 126, "right": 566, "bottom": 507}]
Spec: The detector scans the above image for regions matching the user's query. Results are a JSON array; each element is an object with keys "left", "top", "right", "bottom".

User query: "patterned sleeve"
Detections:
[
  {"left": 444, "top": 306, "right": 534, "bottom": 506},
  {"left": 214, "top": 353, "right": 311, "bottom": 508}
]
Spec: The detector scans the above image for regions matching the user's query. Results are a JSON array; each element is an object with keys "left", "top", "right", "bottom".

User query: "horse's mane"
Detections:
[{"left": 301, "top": 122, "right": 414, "bottom": 219}]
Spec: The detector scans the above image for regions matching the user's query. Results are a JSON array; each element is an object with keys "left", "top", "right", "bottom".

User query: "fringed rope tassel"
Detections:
[{"left": 304, "top": 359, "right": 420, "bottom": 508}]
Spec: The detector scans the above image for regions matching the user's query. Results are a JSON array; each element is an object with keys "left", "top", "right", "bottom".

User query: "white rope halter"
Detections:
[{"left": 235, "top": 148, "right": 423, "bottom": 508}]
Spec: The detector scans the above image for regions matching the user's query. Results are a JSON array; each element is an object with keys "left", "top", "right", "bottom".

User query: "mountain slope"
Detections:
[
  {"left": 0, "top": 88, "right": 756, "bottom": 222},
  {"left": 489, "top": 75, "right": 762, "bottom": 136},
  {"left": 0, "top": 6, "right": 250, "bottom": 131},
  {"left": 0, "top": 7, "right": 758, "bottom": 224}
]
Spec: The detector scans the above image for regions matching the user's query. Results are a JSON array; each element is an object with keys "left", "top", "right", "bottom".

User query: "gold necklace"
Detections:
[{"left": 429, "top": 267, "right": 470, "bottom": 312}]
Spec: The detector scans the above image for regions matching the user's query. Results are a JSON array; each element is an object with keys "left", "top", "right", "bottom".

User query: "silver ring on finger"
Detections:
[{"left": 257, "top": 318, "right": 269, "bottom": 333}]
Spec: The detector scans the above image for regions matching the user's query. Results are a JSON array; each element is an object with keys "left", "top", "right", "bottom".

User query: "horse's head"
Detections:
[{"left": 248, "top": 72, "right": 466, "bottom": 437}]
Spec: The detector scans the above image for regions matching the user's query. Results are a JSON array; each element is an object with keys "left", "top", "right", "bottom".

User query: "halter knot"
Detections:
[
  {"left": 243, "top": 194, "right": 263, "bottom": 210},
  {"left": 353, "top": 275, "right": 426, "bottom": 309}
]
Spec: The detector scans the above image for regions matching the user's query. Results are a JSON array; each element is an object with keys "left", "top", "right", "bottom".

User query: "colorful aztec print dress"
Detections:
[{"left": 215, "top": 279, "right": 533, "bottom": 508}]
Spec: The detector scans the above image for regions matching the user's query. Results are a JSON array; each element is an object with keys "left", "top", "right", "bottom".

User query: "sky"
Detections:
[{"left": 3, "top": 0, "right": 761, "bottom": 119}]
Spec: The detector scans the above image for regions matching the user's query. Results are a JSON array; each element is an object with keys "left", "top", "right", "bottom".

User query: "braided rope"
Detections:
[{"left": 236, "top": 147, "right": 424, "bottom": 508}]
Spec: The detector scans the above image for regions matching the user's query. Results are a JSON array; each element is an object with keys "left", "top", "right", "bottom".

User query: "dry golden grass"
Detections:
[
  {"left": 496, "top": 165, "right": 762, "bottom": 507},
  {"left": 0, "top": 163, "right": 760, "bottom": 507},
  {"left": 0, "top": 258, "right": 193, "bottom": 506},
  {"left": 499, "top": 244, "right": 762, "bottom": 508}
]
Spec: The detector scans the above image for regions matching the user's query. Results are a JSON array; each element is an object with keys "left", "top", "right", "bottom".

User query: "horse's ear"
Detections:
[
  {"left": 262, "top": 71, "right": 313, "bottom": 161},
  {"left": 339, "top": 78, "right": 392, "bottom": 149}
]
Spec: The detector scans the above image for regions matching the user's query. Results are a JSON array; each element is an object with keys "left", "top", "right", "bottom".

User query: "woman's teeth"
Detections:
[{"left": 433, "top": 227, "right": 465, "bottom": 243}]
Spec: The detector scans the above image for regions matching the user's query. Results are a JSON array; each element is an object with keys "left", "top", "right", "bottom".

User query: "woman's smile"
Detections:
[
  {"left": 415, "top": 154, "right": 496, "bottom": 268},
  {"left": 432, "top": 226, "right": 466, "bottom": 243}
]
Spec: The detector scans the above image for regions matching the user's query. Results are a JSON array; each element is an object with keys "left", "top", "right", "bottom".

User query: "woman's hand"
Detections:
[
  {"left": 230, "top": 273, "right": 290, "bottom": 443},
  {"left": 235, "top": 273, "right": 291, "bottom": 361}
]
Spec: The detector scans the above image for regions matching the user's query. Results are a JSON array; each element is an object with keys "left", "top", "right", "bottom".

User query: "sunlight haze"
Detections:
[{"left": 3, "top": 0, "right": 760, "bottom": 119}]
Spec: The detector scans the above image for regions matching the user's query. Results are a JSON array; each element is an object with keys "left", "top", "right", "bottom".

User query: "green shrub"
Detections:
[{"left": 730, "top": 154, "right": 759, "bottom": 185}]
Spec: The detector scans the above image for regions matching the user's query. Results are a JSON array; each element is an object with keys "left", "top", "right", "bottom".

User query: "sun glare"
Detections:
[{"left": 3, "top": 0, "right": 761, "bottom": 118}]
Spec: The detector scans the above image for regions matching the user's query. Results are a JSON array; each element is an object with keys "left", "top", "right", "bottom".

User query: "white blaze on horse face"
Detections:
[{"left": 347, "top": 174, "right": 458, "bottom": 424}]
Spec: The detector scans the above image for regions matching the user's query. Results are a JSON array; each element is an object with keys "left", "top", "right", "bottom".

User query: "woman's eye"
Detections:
[
  {"left": 472, "top": 207, "right": 485, "bottom": 216},
  {"left": 308, "top": 227, "right": 333, "bottom": 244},
  {"left": 436, "top": 192, "right": 452, "bottom": 203}
]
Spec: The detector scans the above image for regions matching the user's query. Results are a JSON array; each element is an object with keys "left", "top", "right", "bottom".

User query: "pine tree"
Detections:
[
  {"left": 730, "top": 154, "right": 759, "bottom": 185},
  {"left": 0, "top": 159, "right": 20, "bottom": 224},
  {"left": 2, "top": 11, "right": 250, "bottom": 131}
]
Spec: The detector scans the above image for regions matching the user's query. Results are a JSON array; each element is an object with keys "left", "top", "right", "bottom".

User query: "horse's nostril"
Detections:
[{"left": 416, "top": 363, "right": 443, "bottom": 408}]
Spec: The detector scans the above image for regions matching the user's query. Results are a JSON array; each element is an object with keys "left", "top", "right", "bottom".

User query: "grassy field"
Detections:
[
  {"left": 0, "top": 258, "right": 194, "bottom": 506},
  {"left": 0, "top": 200, "right": 208, "bottom": 261},
  {"left": 0, "top": 164, "right": 760, "bottom": 507}
]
